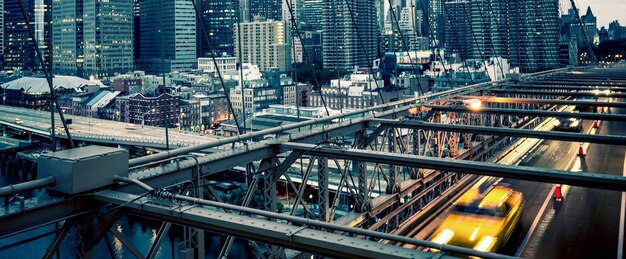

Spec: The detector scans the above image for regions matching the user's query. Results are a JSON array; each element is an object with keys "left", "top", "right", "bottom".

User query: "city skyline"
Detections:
[{"left": 560, "top": 0, "right": 626, "bottom": 27}]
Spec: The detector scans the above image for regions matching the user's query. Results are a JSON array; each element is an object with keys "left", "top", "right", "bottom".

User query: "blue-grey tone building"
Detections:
[
  {"left": 136, "top": 0, "right": 196, "bottom": 74},
  {"left": 249, "top": 0, "right": 282, "bottom": 21},
  {"left": 197, "top": 0, "right": 240, "bottom": 57},
  {"left": 2, "top": 0, "right": 52, "bottom": 73},
  {"left": 53, "top": 0, "right": 134, "bottom": 78}
]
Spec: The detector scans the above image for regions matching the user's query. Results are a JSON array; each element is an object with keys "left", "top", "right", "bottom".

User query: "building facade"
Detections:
[
  {"left": 136, "top": 0, "right": 196, "bottom": 74},
  {"left": 323, "top": 0, "right": 379, "bottom": 70},
  {"left": 249, "top": 0, "right": 282, "bottom": 21},
  {"left": 234, "top": 20, "right": 292, "bottom": 71},
  {"left": 116, "top": 93, "right": 179, "bottom": 127},
  {"left": 2, "top": 0, "right": 52, "bottom": 73},
  {"left": 198, "top": 56, "right": 237, "bottom": 74},
  {"left": 197, "top": 0, "right": 240, "bottom": 57},
  {"left": 52, "top": 0, "right": 134, "bottom": 78}
]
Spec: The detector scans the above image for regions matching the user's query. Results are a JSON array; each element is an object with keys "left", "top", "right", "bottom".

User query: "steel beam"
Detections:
[
  {"left": 424, "top": 105, "right": 626, "bottom": 122},
  {"left": 506, "top": 84, "right": 626, "bottom": 92},
  {"left": 489, "top": 89, "right": 626, "bottom": 98},
  {"left": 458, "top": 96, "right": 626, "bottom": 108},
  {"left": 372, "top": 119, "right": 626, "bottom": 145},
  {"left": 94, "top": 191, "right": 444, "bottom": 259},
  {"left": 281, "top": 142, "right": 626, "bottom": 192}
]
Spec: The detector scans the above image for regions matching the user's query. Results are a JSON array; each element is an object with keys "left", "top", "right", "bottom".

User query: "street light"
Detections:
[
  {"left": 142, "top": 108, "right": 156, "bottom": 128},
  {"left": 114, "top": 111, "right": 120, "bottom": 121}
]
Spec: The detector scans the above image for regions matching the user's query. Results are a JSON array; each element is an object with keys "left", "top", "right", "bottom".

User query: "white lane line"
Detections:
[
  {"left": 517, "top": 122, "right": 596, "bottom": 256},
  {"left": 618, "top": 152, "right": 626, "bottom": 259},
  {"left": 516, "top": 184, "right": 556, "bottom": 257}
]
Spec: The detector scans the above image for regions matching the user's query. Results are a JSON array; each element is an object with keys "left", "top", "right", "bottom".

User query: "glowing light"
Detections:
[
  {"left": 433, "top": 229, "right": 454, "bottom": 245},
  {"left": 463, "top": 99, "right": 482, "bottom": 110},
  {"left": 473, "top": 236, "right": 496, "bottom": 252}
]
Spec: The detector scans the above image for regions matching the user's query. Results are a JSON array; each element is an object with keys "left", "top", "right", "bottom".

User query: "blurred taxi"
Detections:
[{"left": 429, "top": 186, "right": 523, "bottom": 253}]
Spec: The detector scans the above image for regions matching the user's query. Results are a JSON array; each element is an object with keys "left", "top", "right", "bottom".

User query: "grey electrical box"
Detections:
[{"left": 38, "top": 145, "right": 129, "bottom": 195}]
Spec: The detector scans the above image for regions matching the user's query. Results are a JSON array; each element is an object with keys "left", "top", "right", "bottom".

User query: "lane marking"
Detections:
[
  {"left": 516, "top": 184, "right": 556, "bottom": 257},
  {"left": 517, "top": 121, "right": 596, "bottom": 257},
  {"left": 618, "top": 152, "right": 626, "bottom": 259}
]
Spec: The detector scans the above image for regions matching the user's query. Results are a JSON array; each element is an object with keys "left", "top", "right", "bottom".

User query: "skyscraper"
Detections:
[
  {"left": 234, "top": 20, "right": 292, "bottom": 71},
  {"left": 299, "top": 0, "right": 323, "bottom": 30},
  {"left": 197, "top": 0, "right": 240, "bottom": 57},
  {"left": 444, "top": 0, "right": 559, "bottom": 73},
  {"left": 508, "top": 0, "right": 560, "bottom": 72},
  {"left": 136, "top": 0, "right": 196, "bottom": 74},
  {"left": 53, "top": 0, "right": 134, "bottom": 78},
  {"left": 323, "top": 0, "right": 379, "bottom": 70},
  {"left": 2, "top": 0, "right": 52, "bottom": 72},
  {"left": 250, "top": 0, "right": 282, "bottom": 21}
]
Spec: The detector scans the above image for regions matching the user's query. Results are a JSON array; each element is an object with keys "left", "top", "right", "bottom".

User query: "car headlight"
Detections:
[
  {"left": 553, "top": 120, "right": 561, "bottom": 126},
  {"left": 571, "top": 120, "right": 580, "bottom": 127},
  {"left": 432, "top": 229, "right": 454, "bottom": 245},
  {"left": 473, "top": 236, "right": 497, "bottom": 252}
]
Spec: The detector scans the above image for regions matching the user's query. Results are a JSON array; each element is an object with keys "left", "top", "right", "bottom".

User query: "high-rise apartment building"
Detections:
[
  {"left": 53, "top": 0, "right": 134, "bottom": 78},
  {"left": 249, "top": 0, "right": 282, "bottom": 21},
  {"left": 2, "top": 0, "right": 52, "bottom": 72},
  {"left": 234, "top": 20, "right": 292, "bottom": 71},
  {"left": 323, "top": 0, "right": 379, "bottom": 70},
  {"left": 136, "top": 0, "right": 196, "bottom": 74},
  {"left": 197, "top": 0, "right": 240, "bottom": 57},
  {"left": 444, "top": 0, "right": 559, "bottom": 73},
  {"left": 508, "top": 0, "right": 560, "bottom": 72},
  {"left": 300, "top": 0, "right": 323, "bottom": 30}
]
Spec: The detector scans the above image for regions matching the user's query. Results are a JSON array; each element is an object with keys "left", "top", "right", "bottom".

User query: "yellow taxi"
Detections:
[{"left": 429, "top": 186, "right": 523, "bottom": 253}]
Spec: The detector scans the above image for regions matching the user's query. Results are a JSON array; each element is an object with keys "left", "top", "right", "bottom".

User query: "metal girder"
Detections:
[
  {"left": 524, "top": 80, "right": 626, "bottom": 86},
  {"left": 489, "top": 89, "right": 626, "bottom": 98},
  {"left": 372, "top": 119, "right": 626, "bottom": 145},
  {"left": 424, "top": 105, "right": 626, "bottom": 122},
  {"left": 458, "top": 96, "right": 626, "bottom": 108},
  {"left": 317, "top": 157, "right": 329, "bottom": 222},
  {"left": 43, "top": 221, "right": 72, "bottom": 259},
  {"left": 0, "top": 198, "right": 103, "bottom": 239},
  {"left": 281, "top": 142, "right": 626, "bottom": 192},
  {"left": 94, "top": 191, "right": 441, "bottom": 259},
  {"left": 146, "top": 222, "right": 171, "bottom": 259},
  {"left": 506, "top": 84, "right": 626, "bottom": 92}
]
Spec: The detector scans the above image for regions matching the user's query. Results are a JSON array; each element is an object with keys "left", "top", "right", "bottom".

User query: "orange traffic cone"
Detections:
[
  {"left": 578, "top": 143, "right": 585, "bottom": 156},
  {"left": 600, "top": 107, "right": 605, "bottom": 113},
  {"left": 593, "top": 120, "right": 599, "bottom": 128},
  {"left": 554, "top": 185, "right": 563, "bottom": 201}
]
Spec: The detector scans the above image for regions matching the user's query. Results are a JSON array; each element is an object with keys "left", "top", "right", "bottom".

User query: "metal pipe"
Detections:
[
  {"left": 372, "top": 119, "right": 626, "bottom": 145},
  {"left": 458, "top": 96, "right": 626, "bottom": 108},
  {"left": 128, "top": 75, "right": 505, "bottom": 167},
  {"left": 425, "top": 105, "right": 626, "bottom": 122},
  {"left": 113, "top": 176, "right": 515, "bottom": 259},
  {"left": 0, "top": 176, "right": 55, "bottom": 198}
]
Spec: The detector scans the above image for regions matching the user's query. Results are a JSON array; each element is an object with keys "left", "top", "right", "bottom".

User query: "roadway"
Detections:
[
  {"left": 514, "top": 102, "right": 626, "bottom": 258},
  {"left": 0, "top": 105, "right": 218, "bottom": 148},
  {"left": 412, "top": 102, "right": 626, "bottom": 257}
]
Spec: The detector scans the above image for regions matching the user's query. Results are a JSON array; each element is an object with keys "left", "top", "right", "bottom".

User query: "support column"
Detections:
[
  {"left": 353, "top": 130, "right": 370, "bottom": 213},
  {"left": 317, "top": 157, "right": 329, "bottom": 222}
]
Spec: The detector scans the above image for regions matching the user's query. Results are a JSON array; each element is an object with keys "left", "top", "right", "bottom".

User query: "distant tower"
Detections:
[
  {"left": 2, "top": 0, "right": 52, "bottom": 72},
  {"left": 136, "top": 0, "right": 196, "bottom": 74},
  {"left": 249, "top": 0, "right": 282, "bottom": 21},
  {"left": 53, "top": 0, "right": 134, "bottom": 78},
  {"left": 323, "top": 0, "right": 379, "bottom": 70},
  {"left": 508, "top": 0, "right": 560, "bottom": 72},
  {"left": 197, "top": 0, "right": 240, "bottom": 57}
]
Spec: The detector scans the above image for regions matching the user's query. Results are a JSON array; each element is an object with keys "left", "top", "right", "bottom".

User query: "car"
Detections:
[
  {"left": 428, "top": 186, "right": 523, "bottom": 253},
  {"left": 553, "top": 117, "right": 582, "bottom": 132},
  {"left": 125, "top": 124, "right": 136, "bottom": 130},
  {"left": 14, "top": 118, "right": 23, "bottom": 124},
  {"left": 574, "top": 96, "right": 598, "bottom": 113}
]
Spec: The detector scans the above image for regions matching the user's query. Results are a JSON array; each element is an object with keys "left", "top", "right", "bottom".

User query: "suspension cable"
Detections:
[
  {"left": 341, "top": 0, "right": 386, "bottom": 105},
  {"left": 284, "top": 0, "right": 331, "bottom": 116},
  {"left": 416, "top": 0, "right": 453, "bottom": 86},
  {"left": 190, "top": 0, "right": 243, "bottom": 134},
  {"left": 568, "top": 0, "right": 598, "bottom": 65},
  {"left": 386, "top": 0, "right": 426, "bottom": 94},
  {"left": 17, "top": 0, "right": 75, "bottom": 150}
]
